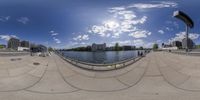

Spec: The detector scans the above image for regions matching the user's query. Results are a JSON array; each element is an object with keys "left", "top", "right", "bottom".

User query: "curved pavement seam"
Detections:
[
  {"left": 159, "top": 52, "right": 191, "bottom": 77},
  {"left": 57, "top": 53, "right": 146, "bottom": 79},
  {"left": 154, "top": 53, "right": 200, "bottom": 92},
  {"left": 155, "top": 53, "right": 191, "bottom": 85},
  {"left": 56, "top": 52, "right": 147, "bottom": 79},
  {"left": 3, "top": 59, "right": 48, "bottom": 92},
  {"left": 26, "top": 55, "right": 81, "bottom": 94},
  {"left": 0, "top": 56, "right": 48, "bottom": 92},
  {"left": 162, "top": 52, "right": 192, "bottom": 72},
  {"left": 53, "top": 53, "right": 133, "bottom": 92},
  {"left": 115, "top": 58, "right": 150, "bottom": 88}
]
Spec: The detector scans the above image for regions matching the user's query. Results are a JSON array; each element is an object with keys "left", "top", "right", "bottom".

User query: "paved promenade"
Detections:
[{"left": 0, "top": 52, "right": 200, "bottom": 100}]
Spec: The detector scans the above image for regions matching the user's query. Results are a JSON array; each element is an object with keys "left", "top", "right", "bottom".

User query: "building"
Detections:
[
  {"left": 122, "top": 46, "right": 132, "bottom": 50},
  {"left": 30, "top": 44, "right": 47, "bottom": 53},
  {"left": 7, "top": 38, "right": 20, "bottom": 50},
  {"left": 91, "top": 43, "right": 106, "bottom": 51},
  {"left": 18, "top": 47, "right": 29, "bottom": 51},
  {"left": 182, "top": 38, "right": 194, "bottom": 49},
  {"left": 172, "top": 41, "right": 182, "bottom": 48},
  {"left": 20, "top": 40, "right": 29, "bottom": 48},
  {"left": 161, "top": 43, "right": 178, "bottom": 50}
]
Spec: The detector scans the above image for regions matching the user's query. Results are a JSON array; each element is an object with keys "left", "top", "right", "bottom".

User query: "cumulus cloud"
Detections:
[
  {"left": 111, "top": 40, "right": 132, "bottom": 46},
  {"left": 158, "top": 30, "right": 164, "bottom": 34},
  {"left": 128, "top": 30, "right": 151, "bottom": 38},
  {"left": 88, "top": 7, "right": 148, "bottom": 38},
  {"left": 0, "top": 35, "right": 18, "bottom": 41},
  {"left": 133, "top": 39, "right": 145, "bottom": 46},
  {"left": 53, "top": 37, "right": 61, "bottom": 44},
  {"left": 87, "top": 3, "right": 150, "bottom": 39},
  {"left": 50, "top": 31, "right": 59, "bottom": 36},
  {"left": 73, "top": 34, "right": 89, "bottom": 41},
  {"left": 17, "top": 17, "right": 29, "bottom": 24},
  {"left": 0, "top": 16, "right": 10, "bottom": 22},
  {"left": 165, "top": 21, "right": 179, "bottom": 30},
  {"left": 109, "top": 39, "right": 155, "bottom": 48},
  {"left": 169, "top": 32, "right": 200, "bottom": 42},
  {"left": 128, "top": 1, "right": 177, "bottom": 9}
]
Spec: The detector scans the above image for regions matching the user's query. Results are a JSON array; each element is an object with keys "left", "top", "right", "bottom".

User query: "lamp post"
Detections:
[{"left": 173, "top": 11, "right": 194, "bottom": 52}]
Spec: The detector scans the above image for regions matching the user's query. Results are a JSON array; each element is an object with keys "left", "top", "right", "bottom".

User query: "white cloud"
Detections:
[
  {"left": 166, "top": 21, "right": 179, "bottom": 29},
  {"left": 0, "top": 16, "right": 10, "bottom": 22},
  {"left": 133, "top": 39, "right": 145, "bottom": 46},
  {"left": 165, "top": 27, "right": 173, "bottom": 31},
  {"left": 128, "top": 1, "right": 177, "bottom": 9},
  {"left": 109, "top": 7, "right": 126, "bottom": 11},
  {"left": 158, "top": 30, "right": 164, "bottom": 34},
  {"left": 50, "top": 31, "right": 59, "bottom": 36},
  {"left": 87, "top": 4, "right": 151, "bottom": 39},
  {"left": 66, "top": 41, "right": 90, "bottom": 48},
  {"left": 190, "top": 34, "right": 200, "bottom": 40},
  {"left": 17, "top": 17, "right": 29, "bottom": 24},
  {"left": 128, "top": 30, "right": 151, "bottom": 38},
  {"left": 0, "top": 35, "right": 18, "bottom": 41},
  {"left": 169, "top": 32, "right": 200, "bottom": 43},
  {"left": 111, "top": 40, "right": 132, "bottom": 46},
  {"left": 88, "top": 14, "right": 148, "bottom": 38},
  {"left": 53, "top": 37, "right": 61, "bottom": 44},
  {"left": 110, "top": 39, "right": 155, "bottom": 48},
  {"left": 73, "top": 34, "right": 89, "bottom": 41}
]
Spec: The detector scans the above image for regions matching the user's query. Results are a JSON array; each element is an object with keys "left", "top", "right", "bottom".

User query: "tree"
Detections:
[
  {"left": 48, "top": 47, "right": 53, "bottom": 51},
  {"left": 139, "top": 46, "right": 143, "bottom": 50},
  {"left": 115, "top": 43, "right": 120, "bottom": 51},
  {"left": 153, "top": 43, "right": 159, "bottom": 50}
]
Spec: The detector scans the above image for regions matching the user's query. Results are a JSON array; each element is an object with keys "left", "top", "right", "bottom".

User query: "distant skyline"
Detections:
[{"left": 0, "top": 0, "right": 200, "bottom": 49}]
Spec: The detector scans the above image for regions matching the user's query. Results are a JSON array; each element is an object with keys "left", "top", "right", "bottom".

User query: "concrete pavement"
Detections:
[{"left": 0, "top": 52, "right": 200, "bottom": 99}]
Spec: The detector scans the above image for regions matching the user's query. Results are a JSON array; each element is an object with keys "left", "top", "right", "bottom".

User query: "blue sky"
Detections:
[{"left": 0, "top": 0, "right": 200, "bottom": 48}]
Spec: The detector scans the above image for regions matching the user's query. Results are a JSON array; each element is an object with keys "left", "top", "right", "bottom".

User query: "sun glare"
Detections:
[{"left": 104, "top": 20, "right": 119, "bottom": 29}]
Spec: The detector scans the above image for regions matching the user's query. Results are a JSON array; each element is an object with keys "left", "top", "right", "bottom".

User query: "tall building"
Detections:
[
  {"left": 91, "top": 43, "right": 106, "bottom": 51},
  {"left": 7, "top": 38, "right": 20, "bottom": 50},
  {"left": 20, "top": 40, "right": 29, "bottom": 48},
  {"left": 182, "top": 38, "right": 194, "bottom": 49},
  {"left": 30, "top": 44, "right": 47, "bottom": 53},
  {"left": 172, "top": 41, "right": 182, "bottom": 48},
  {"left": 122, "top": 46, "right": 132, "bottom": 50}
]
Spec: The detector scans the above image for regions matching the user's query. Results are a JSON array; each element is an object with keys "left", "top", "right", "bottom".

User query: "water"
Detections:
[{"left": 60, "top": 50, "right": 145, "bottom": 64}]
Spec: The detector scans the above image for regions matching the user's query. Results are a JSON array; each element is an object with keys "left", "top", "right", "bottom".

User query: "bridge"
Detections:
[{"left": 0, "top": 52, "right": 200, "bottom": 99}]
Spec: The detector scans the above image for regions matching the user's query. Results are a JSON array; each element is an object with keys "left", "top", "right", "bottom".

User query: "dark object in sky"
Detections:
[{"left": 173, "top": 11, "right": 194, "bottom": 28}]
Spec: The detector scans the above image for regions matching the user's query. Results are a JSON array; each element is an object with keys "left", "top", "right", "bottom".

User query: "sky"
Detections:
[{"left": 0, "top": 0, "right": 200, "bottom": 49}]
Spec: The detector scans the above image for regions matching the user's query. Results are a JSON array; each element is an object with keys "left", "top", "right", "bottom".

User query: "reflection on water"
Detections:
[{"left": 61, "top": 50, "right": 144, "bottom": 64}]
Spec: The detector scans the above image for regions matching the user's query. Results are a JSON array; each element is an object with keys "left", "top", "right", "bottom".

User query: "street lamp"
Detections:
[{"left": 173, "top": 10, "right": 194, "bottom": 52}]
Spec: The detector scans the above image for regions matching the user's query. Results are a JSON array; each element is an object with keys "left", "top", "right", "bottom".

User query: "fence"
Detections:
[{"left": 55, "top": 50, "right": 150, "bottom": 71}]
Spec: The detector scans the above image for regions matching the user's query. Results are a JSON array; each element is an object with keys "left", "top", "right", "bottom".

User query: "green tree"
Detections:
[
  {"left": 139, "top": 46, "right": 143, "bottom": 50},
  {"left": 153, "top": 43, "right": 159, "bottom": 50},
  {"left": 196, "top": 45, "right": 200, "bottom": 49},
  {"left": 0, "top": 45, "right": 3, "bottom": 49},
  {"left": 48, "top": 47, "right": 53, "bottom": 51}
]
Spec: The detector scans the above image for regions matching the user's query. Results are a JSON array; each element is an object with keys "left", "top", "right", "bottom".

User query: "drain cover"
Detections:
[
  {"left": 10, "top": 58, "right": 22, "bottom": 61},
  {"left": 33, "top": 62, "right": 40, "bottom": 65}
]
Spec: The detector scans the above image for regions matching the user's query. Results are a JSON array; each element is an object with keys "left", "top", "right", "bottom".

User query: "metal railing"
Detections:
[
  {"left": 0, "top": 52, "right": 29, "bottom": 57},
  {"left": 163, "top": 49, "right": 200, "bottom": 56},
  {"left": 55, "top": 50, "right": 150, "bottom": 71}
]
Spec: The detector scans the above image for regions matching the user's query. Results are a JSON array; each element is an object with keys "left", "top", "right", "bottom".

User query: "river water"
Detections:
[{"left": 60, "top": 50, "right": 145, "bottom": 64}]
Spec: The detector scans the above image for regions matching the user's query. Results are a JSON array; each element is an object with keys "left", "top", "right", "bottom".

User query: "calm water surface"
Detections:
[{"left": 61, "top": 50, "right": 144, "bottom": 64}]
